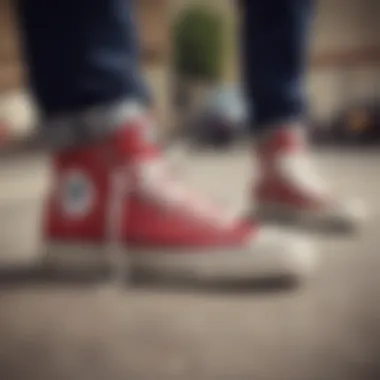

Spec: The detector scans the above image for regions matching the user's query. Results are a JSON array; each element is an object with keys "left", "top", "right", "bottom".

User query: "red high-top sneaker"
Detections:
[
  {"left": 253, "top": 127, "right": 366, "bottom": 231},
  {"left": 44, "top": 108, "right": 316, "bottom": 281}
]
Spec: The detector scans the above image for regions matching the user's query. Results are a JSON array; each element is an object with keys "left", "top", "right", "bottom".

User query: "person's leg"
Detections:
[
  {"left": 240, "top": 0, "right": 364, "bottom": 231},
  {"left": 17, "top": 0, "right": 150, "bottom": 116},
  {"left": 16, "top": 0, "right": 151, "bottom": 145},
  {"left": 241, "top": 0, "right": 312, "bottom": 131},
  {"left": 15, "top": 0, "right": 315, "bottom": 281}
]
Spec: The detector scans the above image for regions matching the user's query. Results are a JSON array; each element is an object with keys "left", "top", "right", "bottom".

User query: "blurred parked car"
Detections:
[
  {"left": 183, "top": 84, "right": 250, "bottom": 148},
  {"left": 311, "top": 98, "right": 380, "bottom": 146}
]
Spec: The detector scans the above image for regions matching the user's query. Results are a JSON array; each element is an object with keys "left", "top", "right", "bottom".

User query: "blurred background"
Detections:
[
  {"left": 0, "top": 1, "right": 379, "bottom": 380},
  {"left": 169, "top": 0, "right": 379, "bottom": 148},
  {"left": 0, "top": 0, "right": 379, "bottom": 147}
]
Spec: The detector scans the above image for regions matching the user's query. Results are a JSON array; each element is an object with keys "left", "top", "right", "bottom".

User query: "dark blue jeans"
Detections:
[
  {"left": 16, "top": 0, "right": 312, "bottom": 132},
  {"left": 240, "top": 0, "right": 313, "bottom": 128}
]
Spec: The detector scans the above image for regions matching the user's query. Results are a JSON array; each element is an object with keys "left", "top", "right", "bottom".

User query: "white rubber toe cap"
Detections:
[
  {"left": 246, "top": 227, "right": 317, "bottom": 280},
  {"left": 191, "top": 227, "right": 317, "bottom": 281},
  {"left": 332, "top": 198, "right": 367, "bottom": 227}
]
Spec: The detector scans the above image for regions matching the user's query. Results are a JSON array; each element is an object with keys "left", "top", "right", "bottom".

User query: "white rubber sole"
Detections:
[{"left": 42, "top": 239, "right": 315, "bottom": 283}]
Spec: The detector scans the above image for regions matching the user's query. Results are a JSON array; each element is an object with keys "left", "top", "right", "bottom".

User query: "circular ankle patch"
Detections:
[{"left": 60, "top": 170, "right": 95, "bottom": 218}]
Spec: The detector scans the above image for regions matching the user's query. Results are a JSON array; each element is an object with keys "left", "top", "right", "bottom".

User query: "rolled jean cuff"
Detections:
[{"left": 38, "top": 99, "right": 147, "bottom": 149}]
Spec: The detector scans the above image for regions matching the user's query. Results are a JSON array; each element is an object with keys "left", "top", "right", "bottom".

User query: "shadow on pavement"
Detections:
[{"left": 0, "top": 264, "right": 299, "bottom": 295}]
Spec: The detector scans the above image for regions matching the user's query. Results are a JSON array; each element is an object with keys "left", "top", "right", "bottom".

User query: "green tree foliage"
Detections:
[{"left": 173, "top": 5, "right": 226, "bottom": 82}]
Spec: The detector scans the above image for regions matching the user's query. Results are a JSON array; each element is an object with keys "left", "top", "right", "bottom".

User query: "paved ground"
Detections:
[{"left": 0, "top": 148, "right": 380, "bottom": 380}]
